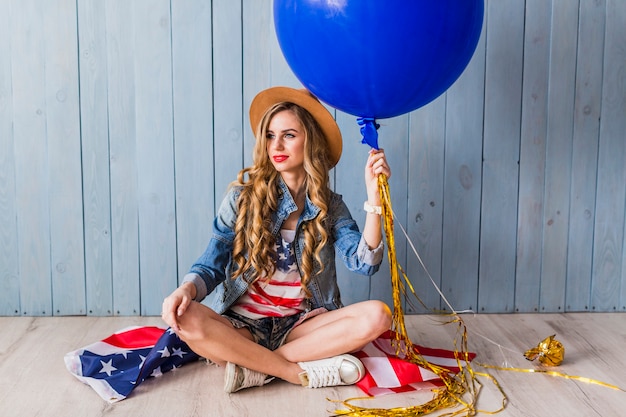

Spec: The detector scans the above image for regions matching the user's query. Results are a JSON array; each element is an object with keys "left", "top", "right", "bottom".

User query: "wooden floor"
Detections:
[{"left": 1, "top": 313, "right": 624, "bottom": 417}]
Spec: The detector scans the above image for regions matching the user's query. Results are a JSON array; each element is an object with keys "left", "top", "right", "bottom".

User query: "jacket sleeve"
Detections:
[{"left": 330, "top": 193, "right": 384, "bottom": 275}]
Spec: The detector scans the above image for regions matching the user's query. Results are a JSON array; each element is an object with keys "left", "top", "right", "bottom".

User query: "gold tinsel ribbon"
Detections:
[
  {"left": 331, "top": 174, "right": 624, "bottom": 416},
  {"left": 332, "top": 174, "right": 507, "bottom": 416},
  {"left": 476, "top": 362, "right": 625, "bottom": 392}
]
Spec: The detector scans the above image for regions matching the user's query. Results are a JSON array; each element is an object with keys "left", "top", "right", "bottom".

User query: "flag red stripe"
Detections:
[
  {"left": 388, "top": 356, "right": 425, "bottom": 385},
  {"left": 101, "top": 326, "right": 165, "bottom": 349}
]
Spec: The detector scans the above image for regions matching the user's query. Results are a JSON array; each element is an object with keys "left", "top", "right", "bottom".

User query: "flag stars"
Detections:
[
  {"left": 287, "top": 262, "right": 298, "bottom": 273},
  {"left": 118, "top": 349, "right": 131, "bottom": 359},
  {"left": 150, "top": 366, "right": 163, "bottom": 378},
  {"left": 172, "top": 347, "right": 187, "bottom": 359},
  {"left": 157, "top": 347, "right": 170, "bottom": 358},
  {"left": 99, "top": 359, "right": 117, "bottom": 376},
  {"left": 138, "top": 354, "right": 147, "bottom": 370}
]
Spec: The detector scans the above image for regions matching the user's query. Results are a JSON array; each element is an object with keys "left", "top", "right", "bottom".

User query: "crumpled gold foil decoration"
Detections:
[
  {"left": 481, "top": 332, "right": 623, "bottom": 391},
  {"left": 524, "top": 335, "right": 564, "bottom": 366}
]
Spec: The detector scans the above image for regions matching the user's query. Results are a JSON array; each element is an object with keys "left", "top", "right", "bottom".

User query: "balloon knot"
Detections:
[{"left": 357, "top": 117, "right": 380, "bottom": 150}]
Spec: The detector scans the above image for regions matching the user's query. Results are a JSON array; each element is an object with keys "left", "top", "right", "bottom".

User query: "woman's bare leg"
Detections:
[
  {"left": 174, "top": 299, "right": 391, "bottom": 385},
  {"left": 277, "top": 300, "right": 391, "bottom": 363},
  {"left": 175, "top": 301, "right": 303, "bottom": 385}
]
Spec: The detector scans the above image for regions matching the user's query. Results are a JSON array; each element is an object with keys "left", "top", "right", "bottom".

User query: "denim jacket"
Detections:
[{"left": 182, "top": 178, "right": 384, "bottom": 314}]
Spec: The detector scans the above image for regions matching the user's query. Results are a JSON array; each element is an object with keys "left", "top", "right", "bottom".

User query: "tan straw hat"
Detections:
[{"left": 249, "top": 86, "right": 343, "bottom": 167}]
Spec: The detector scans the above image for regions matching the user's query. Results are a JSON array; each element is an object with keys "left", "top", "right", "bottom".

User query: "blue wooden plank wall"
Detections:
[{"left": 1, "top": 0, "right": 624, "bottom": 316}]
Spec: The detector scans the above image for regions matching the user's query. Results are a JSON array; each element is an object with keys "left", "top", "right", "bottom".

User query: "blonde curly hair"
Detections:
[{"left": 230, "top": 102, "right": 333, "bottom": 294}]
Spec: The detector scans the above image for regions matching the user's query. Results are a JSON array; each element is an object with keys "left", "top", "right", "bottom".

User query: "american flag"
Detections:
[
  {"left": 354, "top": 330, "right": 476, "bottom": 396},
  {"left": 64, "top": 326, "right": 199, "bottom": 403},
  {"left": 65, "top": 327, "right": 473, "bottom": 402}
]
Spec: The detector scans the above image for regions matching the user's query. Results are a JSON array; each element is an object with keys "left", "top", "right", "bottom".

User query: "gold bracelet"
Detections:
[{"left": 363, "top": 201, "right": 382, "bottom": 215}]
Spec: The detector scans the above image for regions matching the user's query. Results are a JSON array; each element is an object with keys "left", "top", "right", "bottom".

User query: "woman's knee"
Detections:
[
  {"left": 368, "top": 300, "right": 392, "bottom": 333},
  {"left": 176, "top": 302, "right": 219, "bottom": 341},
  {"left": 354, "top": 300, "right": 392, "bottom": 339}
]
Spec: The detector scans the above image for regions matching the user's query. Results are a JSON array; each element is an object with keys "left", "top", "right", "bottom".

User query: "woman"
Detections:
[{"left": 161, "top": 86, "right": 392, "bottom": 393}]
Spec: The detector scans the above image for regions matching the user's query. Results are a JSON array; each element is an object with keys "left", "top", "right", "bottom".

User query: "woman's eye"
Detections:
[{"left": 266, "top": 133, "right": 275, "bottom": 140}]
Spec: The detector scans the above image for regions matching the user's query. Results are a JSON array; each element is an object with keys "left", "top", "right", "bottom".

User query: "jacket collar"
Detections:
[{"left": 276, "top": 177, "right": 320, "bottom": 224}]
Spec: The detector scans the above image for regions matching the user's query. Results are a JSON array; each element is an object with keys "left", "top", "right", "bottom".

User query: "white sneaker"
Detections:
[
  {"left": 297, "top": 354, "right": 365, "bottom": 388},
  {"left": 223, "top": 362, "right": 274, "bottom": 393}
]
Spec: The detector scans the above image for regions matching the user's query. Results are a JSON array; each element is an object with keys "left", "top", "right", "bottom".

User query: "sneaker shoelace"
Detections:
[
  {"left": 238, "top": 367, "right": 269, "bottom": 390},
  {"left": 303, "top": 364, "right": 342, "bottom": 388}
]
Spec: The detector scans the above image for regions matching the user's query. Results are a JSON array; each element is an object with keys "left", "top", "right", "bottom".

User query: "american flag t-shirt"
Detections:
[{"left": 230, "top": 229, "right": 307, "bottom": 319}]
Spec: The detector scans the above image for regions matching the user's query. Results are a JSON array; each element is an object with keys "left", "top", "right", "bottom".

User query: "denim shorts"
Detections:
[{"left": 223, "top": 308, "right": 327, "bottom": 351}]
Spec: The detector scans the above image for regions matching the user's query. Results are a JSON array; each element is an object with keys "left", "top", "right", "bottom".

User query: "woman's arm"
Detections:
[{"left": 362, "top": 148, "right": 391, "bottom": 249}]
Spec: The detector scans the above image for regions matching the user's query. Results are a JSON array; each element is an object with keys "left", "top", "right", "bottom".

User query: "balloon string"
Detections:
[
  {"left": 390, "top": 207, "right": 458, "bottom": 315},
  {"left": 376, "top": 173, "right": 625, "bottom": 402},
  {"left": 380, "top": 190, "right": 626, "bottom": 379},
  {"left": 384, "top": 200, "right": 626, "bottom": 390},
  {"left": 388, "top": 206, "right": 520, "bottom": 360}
]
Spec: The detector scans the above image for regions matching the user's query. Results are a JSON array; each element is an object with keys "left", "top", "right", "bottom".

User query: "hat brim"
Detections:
[{"left": 249, "top": 87, "right": 342, "bottom": 168}]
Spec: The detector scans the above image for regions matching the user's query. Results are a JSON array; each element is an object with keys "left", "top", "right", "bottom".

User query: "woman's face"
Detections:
[{"left": 266, "top": 110, "right": 306, "bottom": 176}]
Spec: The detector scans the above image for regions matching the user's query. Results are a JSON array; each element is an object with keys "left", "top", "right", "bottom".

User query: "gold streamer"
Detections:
[
  {"left": 331, "top": 175, "right": 506, "bottom": 416},
  {"left": 332, "top": 173, "right": 624, "bottom": 416},
  {"left": 476, "top": 362, "right": 626, "bottom": 392}
]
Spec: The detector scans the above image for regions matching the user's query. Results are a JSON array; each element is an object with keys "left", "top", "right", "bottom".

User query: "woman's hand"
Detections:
[
  {"left": 364, "top": 148, "right": 391, "bottom": 205},
  {"left": 161, "top": 281, "right": 196, "bottom": 332}
]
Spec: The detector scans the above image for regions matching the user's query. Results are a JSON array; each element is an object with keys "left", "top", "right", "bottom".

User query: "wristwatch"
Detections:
[{"left": 363, "top": 201, "right": 382, "bottom": 215}]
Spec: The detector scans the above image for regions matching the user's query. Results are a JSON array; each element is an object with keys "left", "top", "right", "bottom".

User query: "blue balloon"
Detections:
[{"left": 274, "top": 0, "right": 484, "bottom": 120}]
